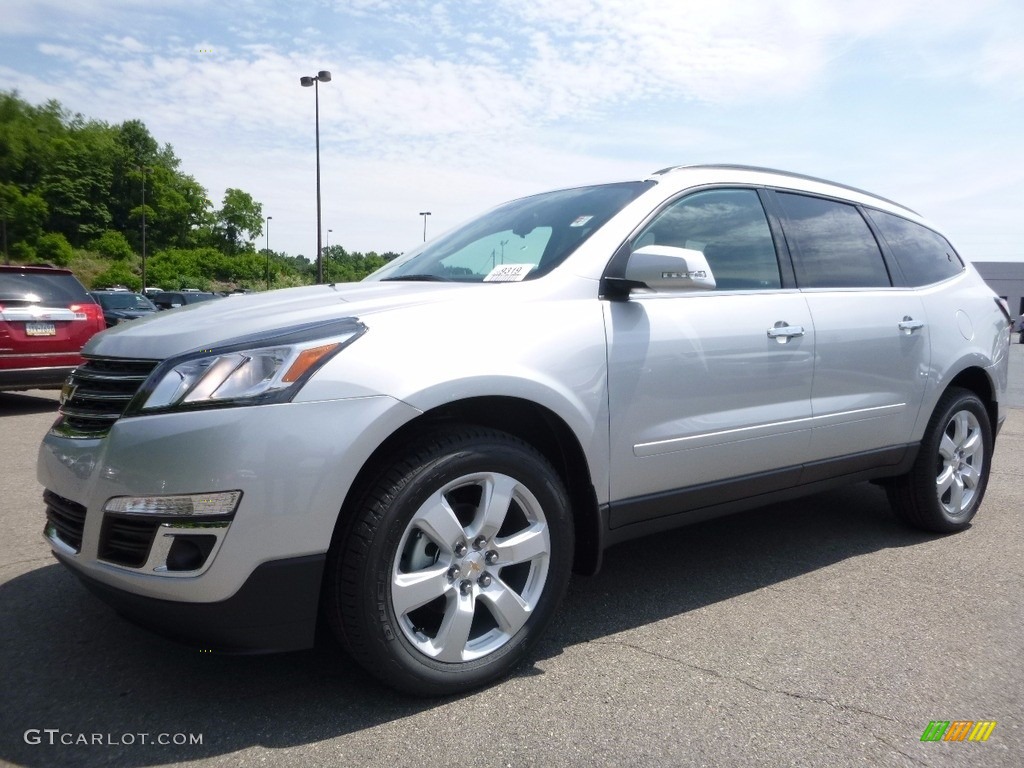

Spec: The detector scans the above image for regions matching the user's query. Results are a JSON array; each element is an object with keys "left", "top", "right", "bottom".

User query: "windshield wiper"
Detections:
[{"left": 380, "top": 274, "right": 452, "bottom": 282}]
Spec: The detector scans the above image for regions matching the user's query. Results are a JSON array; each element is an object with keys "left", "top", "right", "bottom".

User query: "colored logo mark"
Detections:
[{"left": 920, "top": 721, "right": 997, "bottom": 742}]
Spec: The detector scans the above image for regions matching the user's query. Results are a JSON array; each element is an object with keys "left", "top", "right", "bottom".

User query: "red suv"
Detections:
[{"left": 0, "top": 265, "right": 107, "bottom": 391}]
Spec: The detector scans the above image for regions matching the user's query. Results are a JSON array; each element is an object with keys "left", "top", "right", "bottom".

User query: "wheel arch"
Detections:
[
  {"left": 946, "top": 365, "right": 997, "bottom": 434},
  {"left": 329, "top": 395, "right": 604, "bottom": 577}
]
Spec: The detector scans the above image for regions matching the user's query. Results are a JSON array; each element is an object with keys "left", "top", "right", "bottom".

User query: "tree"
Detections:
[
  {"left": 211, "top": 188, "right": 263, "bottom": 255},
  {"left": 0, "top": 181, "right": 48, "bottom": 247},
  {"left": 41, "top": 129, "right": 115, "bottom": 245}
]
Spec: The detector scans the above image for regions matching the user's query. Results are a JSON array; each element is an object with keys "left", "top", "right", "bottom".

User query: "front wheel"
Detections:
[
  {"left": 886, "top": 388, "right": 993, "bottom": 533},
  {"left": 324, "top": 426, "right": 573, "bottom": 695}
]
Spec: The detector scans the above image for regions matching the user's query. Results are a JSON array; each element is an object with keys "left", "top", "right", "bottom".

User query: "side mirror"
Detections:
[{"left": 624, "top": 245, "right": 716, "bottom": 291}]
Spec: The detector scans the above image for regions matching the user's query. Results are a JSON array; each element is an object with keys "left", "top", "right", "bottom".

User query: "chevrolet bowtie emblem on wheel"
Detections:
[{"left": 59, "top": 380, "right": 77, "bottom": 406}]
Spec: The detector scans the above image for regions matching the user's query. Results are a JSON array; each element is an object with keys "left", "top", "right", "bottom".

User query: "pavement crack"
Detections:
[
  {"left": 594, "top": 638, "right": 906, "bottom": 727},
  {"left": 871, "top": 733, "right": 931, "bottom": 767}
]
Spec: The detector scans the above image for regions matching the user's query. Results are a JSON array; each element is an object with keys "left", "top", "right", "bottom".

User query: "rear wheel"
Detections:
[
  {"left": 324, "top": 426, "right": 573, "bottom": 695},
  {"left": 886, "top": 388, "right": 992, "bottom": 532}
]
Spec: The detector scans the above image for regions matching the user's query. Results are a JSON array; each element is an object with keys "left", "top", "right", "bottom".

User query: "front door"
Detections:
[{"left": 605, "top": 188, "right": 816, "bottom": 528}]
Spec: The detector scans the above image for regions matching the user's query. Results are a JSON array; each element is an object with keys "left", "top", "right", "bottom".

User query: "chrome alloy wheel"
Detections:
[
  {"left": 936, "top": 409, "right": 984, "bottom": 517},
  {"left": 391, "top": 471, "right": 551, "bottom": 663}
]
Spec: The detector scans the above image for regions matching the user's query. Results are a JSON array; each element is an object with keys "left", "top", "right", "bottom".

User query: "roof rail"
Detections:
[{"left": 649, "top": 164, "right": 918, "bottom": 214}]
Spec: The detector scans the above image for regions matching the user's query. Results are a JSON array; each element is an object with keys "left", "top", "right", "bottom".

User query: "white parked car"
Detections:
[{"left": 40, "top": 165, "right": 1011, "bottom": 694}]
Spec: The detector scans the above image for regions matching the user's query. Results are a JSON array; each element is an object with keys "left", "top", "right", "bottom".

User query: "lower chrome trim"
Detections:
[{"left": 635, "top": 403, "right": 907, "bottom": 456}]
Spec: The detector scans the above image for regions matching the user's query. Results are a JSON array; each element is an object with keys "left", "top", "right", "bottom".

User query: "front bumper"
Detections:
[
  {"left": 38, "top": 394, "right": 421, "bottom": 638},
  {"left": 55, "top": 551, "right": 325, "bottom": 652}
]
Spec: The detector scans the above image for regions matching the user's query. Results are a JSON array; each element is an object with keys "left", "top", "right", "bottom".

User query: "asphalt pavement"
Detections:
[{"left": 1, "top": 344, "right": 1022, "bottom": 768}]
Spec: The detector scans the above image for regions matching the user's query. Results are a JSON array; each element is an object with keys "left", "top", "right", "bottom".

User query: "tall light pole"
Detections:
[
  {"left": 137, "top": 165, "right": 151, "bottom": 290},
  {"left": 299, "top": 70, "right": 331, "bottom": 284},
  {"left": 326, "top": 228, "right": 332, "bottom": 282},
  {"left": 419, "top": 211, "right": 431, "bottom": 242},
  {"left": 265, "top": 215, "right": 272, "bottom": 291}
]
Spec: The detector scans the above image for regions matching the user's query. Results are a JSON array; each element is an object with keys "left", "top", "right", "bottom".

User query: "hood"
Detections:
[{"left": 83, "top": 281, "right": 474, "bottom": 360}]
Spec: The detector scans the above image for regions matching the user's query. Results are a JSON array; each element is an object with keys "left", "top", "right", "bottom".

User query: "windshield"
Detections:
[
  {"left": 94, "top": 292, "right": 157, "bottom": 310},
  {"left": 368, "top": 181, "right": 650, "bottom": 283}
]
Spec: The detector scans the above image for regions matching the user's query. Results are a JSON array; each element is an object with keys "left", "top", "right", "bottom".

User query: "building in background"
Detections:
[{"left": 974, "top": 262, "right": 1024, "bottom": 329}]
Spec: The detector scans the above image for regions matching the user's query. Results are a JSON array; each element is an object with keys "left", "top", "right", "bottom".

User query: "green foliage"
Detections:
[
  {"left": 0, "top": 91, "right": 395, "bottom": 291},
  {"left": 36, "top": 232, "right": 73, "bottom": 266},
  {"left": 323, "top": 246, "right": 393, "bottom": 283},
  {"left": 93, "top": 262, "right": 142, "bottom": 291},
  {"left": 146, "top": 247, "right": 220, "bottom": 291},
  {"left": 10, "top": 241, "right": 35, "bottom": 261},
  {"left": 0, "top": 181, "right": 48, "bottom": 244},
  {"left": 212, "top": 188, "right": 263, "bottom": 255},
  {"left": 89, "top": 230, "right": 134, "bottom": 260}
]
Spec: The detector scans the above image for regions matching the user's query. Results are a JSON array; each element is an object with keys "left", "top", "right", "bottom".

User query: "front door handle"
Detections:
[
  {"left": 767, "top": 322, "right": 805, "bottom": 342},
  {"left": 899, "top": 316, "right": 925, "bottom": 334}
]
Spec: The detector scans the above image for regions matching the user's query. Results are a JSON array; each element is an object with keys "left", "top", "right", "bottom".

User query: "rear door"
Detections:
[{"left": 771, "top": 191, "right": 930, "bottom": 458}]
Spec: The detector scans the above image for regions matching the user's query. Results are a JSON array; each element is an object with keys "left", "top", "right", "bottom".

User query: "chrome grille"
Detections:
[{"left": 57, "top": 356, "right": 159, "bottom": 437}]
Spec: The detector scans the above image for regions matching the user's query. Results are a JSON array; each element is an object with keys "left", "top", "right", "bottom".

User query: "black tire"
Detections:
[
  {"left": 886, "top": 387, "right": 992, "bottom": 533},
  {"left": 323, "top": 426, "right": 573, "bottom": 696}
]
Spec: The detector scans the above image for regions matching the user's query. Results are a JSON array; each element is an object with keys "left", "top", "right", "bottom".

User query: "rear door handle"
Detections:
[
  {"left": 767, "top": 322, "right": 805, "bottom": 342},
  {"left": 899, "top": 316, "right": 925, "bottom": 334}
]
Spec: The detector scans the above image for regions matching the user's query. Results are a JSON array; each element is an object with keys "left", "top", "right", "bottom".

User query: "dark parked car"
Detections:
[
  {"left": 0, "top": 264, "right": 106, "bottom": 391},
  {"left": 90, "top": 290, "right": 159, "bottom": 328},
  {"left": 149, "top": 290, "right": 220, "bottom": 310}
]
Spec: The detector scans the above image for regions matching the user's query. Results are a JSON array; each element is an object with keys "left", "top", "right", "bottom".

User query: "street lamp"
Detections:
[
  {"left": 299, "top": 69, "right": 331, "bottom": 284},
  {"left": 265, "top": 215, "right": 272, "bottom": 291},
  {"left": 137, "top": 165, "right": 151, "bottom": 291},
  {"left": 326, "top": 228, "right": 333, "bottom": 282},
  {"left": 419, "top": 211, "right": 431, "bottom": 242}
]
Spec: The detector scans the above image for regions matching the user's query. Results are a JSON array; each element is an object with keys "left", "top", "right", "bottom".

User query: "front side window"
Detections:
[
  {"left": 368, "top": 182, "right": 650, "bottom": 283},
  {"left": 865, "top": 209, "right": 963, "bottom": 286},
  {"left": 776, "top": 192, "right": 891, "bottom": 288},
  {"left": 632, "top": 188, "right": 782, "bottom": 290}
]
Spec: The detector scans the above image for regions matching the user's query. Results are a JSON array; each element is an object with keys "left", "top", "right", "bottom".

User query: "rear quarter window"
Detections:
[{"left": 865, "top": 209, "right": 964, "bottom": 286}]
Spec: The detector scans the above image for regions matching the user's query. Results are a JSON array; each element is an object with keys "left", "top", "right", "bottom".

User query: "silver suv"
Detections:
[{"left": 39, "top": 165, "right": 1011, "bottom": 695}]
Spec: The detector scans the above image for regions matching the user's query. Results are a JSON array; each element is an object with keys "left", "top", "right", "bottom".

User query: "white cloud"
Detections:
[{"left": 2, "top": 0, "right": 1023, "bottom": 259}]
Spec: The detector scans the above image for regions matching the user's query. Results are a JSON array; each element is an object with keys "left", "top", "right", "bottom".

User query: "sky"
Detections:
[{"left": 1, "top": 0, "right": 1022, "bottom": 262}]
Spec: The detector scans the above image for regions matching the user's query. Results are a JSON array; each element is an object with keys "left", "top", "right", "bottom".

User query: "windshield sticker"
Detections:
[
  {"left": 483, "top": 264, "right": 535, "bottom": 282},
  {"left": 570, "top": 215, "right": 594, "bottom": 227}
]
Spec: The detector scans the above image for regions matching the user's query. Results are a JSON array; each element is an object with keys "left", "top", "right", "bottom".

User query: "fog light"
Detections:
[{"left": 166, "top": 535, "right": 218, "bottom": 571}]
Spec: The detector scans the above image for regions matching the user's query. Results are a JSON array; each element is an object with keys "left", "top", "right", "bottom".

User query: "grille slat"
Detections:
[
  {"left": 44, "top": 490, "right": 87, "bottom": 553},
  {"left": 57, "top": 356, "right": 159, "bottom": 437}
]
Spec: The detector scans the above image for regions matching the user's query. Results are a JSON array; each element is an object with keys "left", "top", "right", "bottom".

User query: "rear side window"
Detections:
[
  {"left": 776, "top": 192, "right": 891, "bottom": 288},
  {"left": 0, "top": 271, "right": 91, "bottom": 305},
  {"left": 633, "top": 188, "right": 782, "bottom": 290},
  {"left": 865, "top": 209, "right": 964, "bottom": 286}
]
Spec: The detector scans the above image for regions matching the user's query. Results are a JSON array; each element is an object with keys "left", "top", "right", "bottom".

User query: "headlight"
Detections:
[{"left": 133, "top": 317, "right": 366, "bottom": 412}]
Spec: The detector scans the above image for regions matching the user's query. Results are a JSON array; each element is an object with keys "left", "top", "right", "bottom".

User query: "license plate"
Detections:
[{"left": 25, "top": 322, "right": 56, "bottom": 336}]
